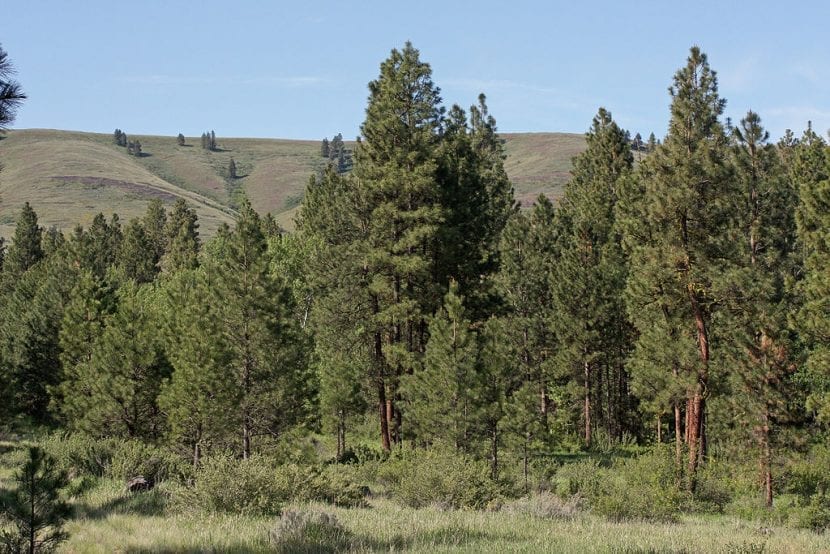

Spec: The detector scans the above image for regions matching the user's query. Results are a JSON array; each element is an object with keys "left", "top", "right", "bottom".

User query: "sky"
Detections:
[{"left": 3, "top": 1, "right": 830, "bottom": 141}]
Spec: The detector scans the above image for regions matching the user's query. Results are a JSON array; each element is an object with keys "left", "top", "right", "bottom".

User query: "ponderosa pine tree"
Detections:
[
  {"left": 63, "top": 282, "right": 169, "bottom": 439},
  {"left": 436, "top": 95, "right": 515, "bottom": 319},
  {"left": 298, "top": 167, "right": 374, "bottom": 455},
  {"left": 497, "top": 195, "right": 557, "bottom": 424},
  {"left": 177, "top": 133, "right": 185, "bottom": 146},
  {"left": 550, "top": 108, "right": 634, "bottom": 447},
  {"left": 402, "top": 280, "right": 479, "bottom": 449},
  {"left": 0, "top": 256, "right": 74, "bottom": 422},
  {"left": 158, "top": 267, "right": 235, "bottom": 466},
  {"left": 0, "top": 446, "right": 70, "bottom": 554},
  {"left": 162, "top": 199, "right": 200, "bottom": 272},
  {"left": 713, "top": 111, "right": 798, "bottom": 507},
  {"left": 350, "top": 42, "right": 445, "bottom": 450},
  {"left": 208, "top": 199, "right": 308, "bottom": 458},
  {"left": 52, "top": 269, "right": 115, "bottom": 425},
  {"left": 142, "top": 199, "right": 168, "bottom": 269},
  {"left": 66, "top": 213, "right": 122, "bottom": 279},
  {"left": 792, "top": 124, "right": 830, "bottom": 425},
  {"left": 115, "top": 219, "right": 157, "bottom": 284},
  {"left": 0, "top": 44, "right": 26, "bottom": 131},
  {"left": 3, "top": 202, "right": 43, "bottom": 279},
  {"left": 620, "top": 47, "right": 735, "bottom": 491},
  {"left": 495, "top": 197, "right": 559, "bottom": 462}
]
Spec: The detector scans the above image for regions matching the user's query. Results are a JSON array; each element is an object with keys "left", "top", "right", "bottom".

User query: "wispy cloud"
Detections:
[
  {"left": 763, "top": 105, "right": 830, "bottom": 135},
  {"left": 765, "top": 105, "right": 830, "bottom": 120},
  {"left": 720, "top": 57, "right": 759, "bottom": 92},
  {"left": 238, "top": 76, "right": 327, "bottom": 87},
  {"left": 119, "top": 74, "right": 328, "bottom": 88},
  {"left": 442, "top": 78, "right": 586, "bottom": 109},
  {"left": 120, "top": 75, "right": 215, "bottom": 86},
  {"left": 790, "top": 61, "right": 821, "bottom": 85}
]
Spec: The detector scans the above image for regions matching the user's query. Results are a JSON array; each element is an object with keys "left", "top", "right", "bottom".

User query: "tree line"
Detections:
[{"left": 0, "top": 44, "right": 828, "bottom": 508}]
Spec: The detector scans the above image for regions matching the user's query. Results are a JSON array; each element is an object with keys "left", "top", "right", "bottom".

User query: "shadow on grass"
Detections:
[
  {"left": 271, "top": 524, "right": 505, "bottom": 554},
  {"left": 119, "top": 545, "right": 260, "bottom": 554},
  {"left": 76, "top": 489, "right": 167, "bottom": 520}
]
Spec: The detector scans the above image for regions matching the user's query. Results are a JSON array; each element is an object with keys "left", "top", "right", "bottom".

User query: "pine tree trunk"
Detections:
[
  {"left": 674, "top": 401, "right": 683, "bottom": 480},
  {"left": 687, "top": 288, "right": 710, "bottom": 493},
  {"left": 761, "top": 408, "right": 773, "bottom": 507},
  {"left": 490, "top": 422, "right": 499, "bottom": 480},
  {"left": 657, "top": 414, "right": 662, "bottom": 443},
  {"left": 584, "top": 360, "right": 592, "bottom": 447},
  {"left": 337, "top": 409, "right": 346, "bottom": 460},
  {"left": 378, "top": 377, "right": 390, "bottom": 451},
  {"left": 372, "top": 291, "right": 391, "bottom": 451},
  {"left": 687, "top": 389, "right": 703, "bottom": 492},
  {"left": 242, "top": 418, "right": 251, "bottom": 460}
]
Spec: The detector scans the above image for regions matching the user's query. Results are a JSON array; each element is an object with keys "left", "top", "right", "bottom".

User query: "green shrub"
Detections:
[
  {"left": 174, "top": 456, "right": 368, "bottom": 516},
  {"left": 782, "top": 445, "right": 830, "bottom": 498},
  {"left": 108, "top": 440, "right": 190, "bottom": 483},
  {"left": 272, "top": 463, "right": 367, "bottom": 508},
  {"left": 40, "top": 433, "right": 117, "bottom": 478},
  {"left": 377, "top": 448, "right": 500, "bottom": 509},
  {"left": 551, "top": 458, "right": 603, "bottom": 499},
  {"left": 789, "top": 492, "right": 830, "bottom": 532},
  {"left": 40, "top": 434, "right": 189, "bottom": 484},
  {"left": 592, "top": 447, "right": 686, "bottom": 522},
  {"left": 269, "top": 507, "right": 353, "bottom": 553},
  {"left": 174, "top": 454, "right": 283, "bottom": 516}
]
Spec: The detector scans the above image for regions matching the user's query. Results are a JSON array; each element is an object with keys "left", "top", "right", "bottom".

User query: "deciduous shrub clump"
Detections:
[
  {"left": 377, "top": 448, "right": 501, "bottom": 509},
  {"left": 174, "top": 455, "right": 367, "bottom": 516}
]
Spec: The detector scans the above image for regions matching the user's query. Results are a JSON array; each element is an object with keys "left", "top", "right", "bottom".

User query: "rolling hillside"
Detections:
[{"left": 0, "top": 129, "right": 584, "bottom": 239}]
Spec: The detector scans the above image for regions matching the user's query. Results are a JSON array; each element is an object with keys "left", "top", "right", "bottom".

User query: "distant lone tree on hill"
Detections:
[
  {"left": 201, "top": 130, "right": 217, "bottom": 151},
  {"left": 320, "top": 133, "right": 352, "bottom": 173},
  {"left": 113, "top": 128, "right": 127, "bottom": 147},
  {"left": 177, "top": 133, "right": 185, "bottom": 146},
  {"left": 228, "top": 157, "right": 237, "bottom": 179}
]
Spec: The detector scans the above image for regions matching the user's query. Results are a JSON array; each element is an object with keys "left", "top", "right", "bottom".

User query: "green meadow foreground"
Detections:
[
  {"left": 61, "top": 498, "right": 830, "bottom": 553},
  {"left": 2, "top": 437, "right": 829, "bottom": 554}
]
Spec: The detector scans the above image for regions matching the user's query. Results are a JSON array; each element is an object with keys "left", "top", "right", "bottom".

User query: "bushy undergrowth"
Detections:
[
  {"left": 551, "top": 447, "right": 694, "bottom": 522},
  {"left": 173, "top": 455, "right": 367, "bottom": 516},
  {"left": 376, "top": 448, "right": 501, "bottom": 509},
  {"left": 40, "top": 434, "right": 190, "bottom": 484}
]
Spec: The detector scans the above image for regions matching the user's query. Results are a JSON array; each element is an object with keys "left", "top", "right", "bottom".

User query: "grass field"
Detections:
[
  {"left": 2, "top": 438, "right": 828, "bottom": 553},
  {"left": 0, "top": 129, "right": 584, "bottom": 238},
  {"left": 54, "top": 493, "right": 830, "bottom": 553}
]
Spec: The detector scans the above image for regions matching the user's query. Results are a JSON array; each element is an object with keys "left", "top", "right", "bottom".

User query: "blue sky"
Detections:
[{"left": 3, "top": 1, "right": 829, "bottom": 140}]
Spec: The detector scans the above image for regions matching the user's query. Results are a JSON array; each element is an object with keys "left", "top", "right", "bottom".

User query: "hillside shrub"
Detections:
[{"left": 377, "top": 448, "right": 500, "bottom": 509}]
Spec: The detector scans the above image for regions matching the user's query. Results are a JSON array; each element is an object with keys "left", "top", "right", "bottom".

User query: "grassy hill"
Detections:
[{"left": 0, "top": 129, "right": 584, "bottom": 238}]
